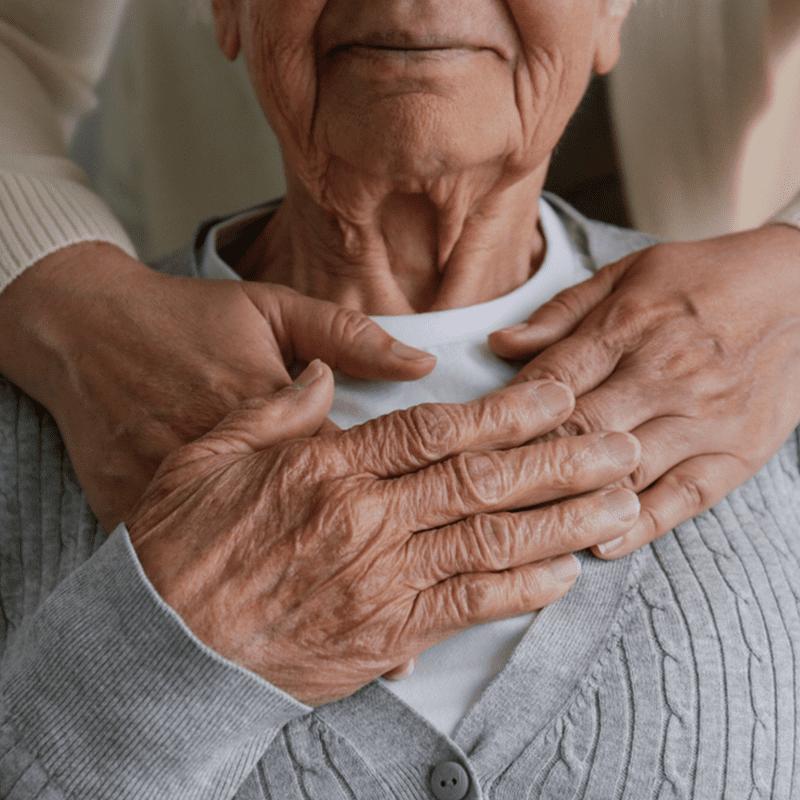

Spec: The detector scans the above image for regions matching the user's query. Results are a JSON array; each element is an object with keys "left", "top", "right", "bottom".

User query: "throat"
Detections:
[{"left": 235, "top": 169, "right": 547, "bottom": 315}]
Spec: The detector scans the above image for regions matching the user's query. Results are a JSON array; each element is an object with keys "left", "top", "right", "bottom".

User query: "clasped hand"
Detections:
[
  {"left": 129, "top": 363, "right": 640, "bottom": 706},
  {"left": 492, "top": 225, "right": 800, "bottom": 557}
]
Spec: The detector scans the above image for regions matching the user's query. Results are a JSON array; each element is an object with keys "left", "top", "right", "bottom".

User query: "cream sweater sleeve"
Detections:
[
  {"left": 0, "top": 1, "right": 136, "bottom": 293},
  {"left": 610, "top": 0, "right": 800, "bottom": 240},
  {"left": 766, "top": 0, "right": 800, "bottom": 231}
]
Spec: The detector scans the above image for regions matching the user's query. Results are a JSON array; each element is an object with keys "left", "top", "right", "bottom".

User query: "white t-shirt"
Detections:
[{"left": 198, "top": 198, "right": 593, "bottom": 736}]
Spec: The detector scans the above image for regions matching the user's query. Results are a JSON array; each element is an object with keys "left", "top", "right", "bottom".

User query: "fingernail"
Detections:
[
  {"left": 603, "top": 488, "right": 641, "bottom": 523},
  {"left": 536, "top": 381, "right": 573, "bottom": 416},
  {"left": 552, "top": 554, "right": 581, "bottom": 584},
  {"left": 600, "top": 432, "right": 640, "bottom": 467},
  {"left": 391, "top": 341, "right": 434, "bottom": 362},
  {"left": 597, "top": 536, "right": 626, "bottom": 556},
  {"left": 498, "top": 323, "right": 530, "bottom": 335},
  {"left": 294, "top": 359, "right": 326, "bottom": 389}
]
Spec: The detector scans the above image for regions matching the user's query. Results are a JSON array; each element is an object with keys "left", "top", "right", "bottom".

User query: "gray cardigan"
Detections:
[{"left": 1, "top": 197, "right": 798, "bottom": 800}]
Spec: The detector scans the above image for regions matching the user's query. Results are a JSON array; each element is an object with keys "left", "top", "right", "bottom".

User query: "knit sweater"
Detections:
[
  {"left": 0, "top": 197, "right": 798, "bottom": 800},
  {"left": 1, "top": 0, "right": 800, "bottom": 292}
]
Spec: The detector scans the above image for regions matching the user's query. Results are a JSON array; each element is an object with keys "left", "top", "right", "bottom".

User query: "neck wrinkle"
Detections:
[{"left": 239, "top": 164, "right": 549, "bottom": 315}]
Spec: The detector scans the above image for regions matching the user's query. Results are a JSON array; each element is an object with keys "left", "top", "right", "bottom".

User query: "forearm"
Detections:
[
  {"left": 0, "top": 526, "right": 308, "bottom": 800},
  {"left": 0, "top": 242, "right": 142, "bottom": 404},
  {"left": 0, "top": 2, "right": 136, "bottom": 292}
]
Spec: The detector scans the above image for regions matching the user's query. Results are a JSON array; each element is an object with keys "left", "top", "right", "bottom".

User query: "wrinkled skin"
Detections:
[
  {"left": 0, "top": 242, "right": 435, "bottom": 531},
  {"left": 129, "top": 0, "right": 634, "bottom": 687},
  {"left": 491, "top": 223, "right": 800, "bottom": 557},
  {"left": 213, "top": 0, "right": 629, "bottom": 312},
  {"left": 0, "top": 0, "right": 630, "bottom": 533},
  {"left": 129, "top": 364, "right": 641, "bottom": 705}
]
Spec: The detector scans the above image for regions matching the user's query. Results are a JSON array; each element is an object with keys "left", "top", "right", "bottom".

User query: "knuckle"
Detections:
[
  {"left": 598, "top": 294, "right": 649, "bottom": 340},
  {"left": 671, "top": 472, "right": 713, "bottom": 513},
  {"left": 543, "top": 502, "right": 585, "bottom": 550},
  {"left": 449, "top": 451, "right": 509, "bottom": 507},
  {"left": 450, "top": 578, "right": 493, "bottom": 625},
  {"left": 539, "top": 442, "right": 583, "bottom": 490},
  {"left": 476, "top": 395, "right": 531, "bottom": 442},
  {"left": 330, "top": 306, "right": 373, "bottom": 344},
  {"left": 399, "top": 404, "right": 461, "bottom": 460},
  {"left": 279, "top": 440, "right": 350, "bottom": 495},
  {"left": 522, "top": 360, "right": 573, "bottom": 388},
  {"left": 542, "top": 289, "right": 583, "bottom": 324},
  {"left": 308, "top": 481, "right": 372, "bottom": 557},
  {"left": 470, "top": 513, "right": 516, "bottom": 569},
  {"left": 559, "top": 405, "right": 604, "bottom": 438},
  {"left": 526, "top": 341, "right": 596, "bottom": 389},
  {"left": 655, "top": 334, "right": 734, "bottom": 387}
]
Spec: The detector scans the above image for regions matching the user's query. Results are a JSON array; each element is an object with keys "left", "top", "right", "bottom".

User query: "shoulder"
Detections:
[
  {"left": 543, "top": 192, "right": 659, "bottom": 272},
  {"left": 150, "top": 200, "right": 282, "bottom": 278}
]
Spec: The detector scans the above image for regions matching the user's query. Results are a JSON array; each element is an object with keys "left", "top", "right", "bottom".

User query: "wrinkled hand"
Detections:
[
  {"left": 490, "top": 224, "right": 800, "bottom": 558},
  {"left": 0, "top": 243, "right": 435, "bottom": 530},
  {"left": 128, "top": 363, "right": 641, "bottom": 706}
]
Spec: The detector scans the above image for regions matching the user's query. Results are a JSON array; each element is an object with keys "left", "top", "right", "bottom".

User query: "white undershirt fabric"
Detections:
[{"left": 198, "top": 198, "right": 593, "bottom": 736}]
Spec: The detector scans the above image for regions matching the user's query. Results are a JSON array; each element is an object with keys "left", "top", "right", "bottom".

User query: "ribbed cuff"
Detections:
[
  {"left": 0, "top": 172, "right": 137, "bottom": 293},
  {"left": 770, "top": 193, "right": 800, "bottom": 230},
  {"left": 1, "top": 526, "right": 309, "bottom": 800}
]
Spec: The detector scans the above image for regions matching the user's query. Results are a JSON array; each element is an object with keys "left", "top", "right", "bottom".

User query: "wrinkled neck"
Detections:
[{"left": 237, "top": 163, "right": 549, "bottom": 314}]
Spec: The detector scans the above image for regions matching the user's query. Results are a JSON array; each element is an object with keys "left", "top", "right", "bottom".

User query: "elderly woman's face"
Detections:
[{"left": 214, "top": 0, "right": 624, "bottom": 193}]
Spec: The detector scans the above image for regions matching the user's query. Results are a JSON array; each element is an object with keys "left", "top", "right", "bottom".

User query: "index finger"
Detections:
[
  {"left": 489, "top": 250, "right": 642, "bottom": 361},
  {"left": 388, "top": 430, "right": 641, "bottom": 529},
  {"left": 338, "top": 380, "right": 575, "bottom": 477},
  {"left": 490, "top": 263, "right": 621, "bottom": 358},
  {"left": 512, "top": 330, "right": 622, "bottom": 397}
]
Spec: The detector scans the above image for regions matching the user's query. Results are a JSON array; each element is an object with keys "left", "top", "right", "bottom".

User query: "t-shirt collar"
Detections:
[{"left": 196, "top": 197, "right": 582, "bottom": 347}]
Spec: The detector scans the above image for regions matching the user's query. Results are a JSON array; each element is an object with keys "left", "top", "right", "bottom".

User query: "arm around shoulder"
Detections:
[{"left": 0, "top": 0, "right": 136, "bottom": 293}]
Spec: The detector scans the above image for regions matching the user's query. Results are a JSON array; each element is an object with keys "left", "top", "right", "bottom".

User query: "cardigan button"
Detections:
[{"left": 430, "top": 761, "right": 470, "bottom": 800}]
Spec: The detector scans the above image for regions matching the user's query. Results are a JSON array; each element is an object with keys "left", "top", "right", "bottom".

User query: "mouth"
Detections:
[
  {"left": 325, "top": 32, "right": 506, "bottom": 61},
  {"left": 331, "top": 44, "right": 484, "bottom": 62}
]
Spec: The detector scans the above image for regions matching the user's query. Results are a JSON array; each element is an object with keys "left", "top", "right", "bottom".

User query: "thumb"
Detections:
[
  {"left": 185, "top": 360, "right": 335, "bottom": 459},
  {"left": 489, "top": 256, "right": 630, "bottom": 359},
  {"left": 246, "top": 283, "right": 437, "bottom": 382}
]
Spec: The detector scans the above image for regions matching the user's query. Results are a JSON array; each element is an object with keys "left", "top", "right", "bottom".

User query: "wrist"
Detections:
[
  {"left": 0, "top": 242, "right": 150, "bottom": 407},
  {"left": 4, "top": 527, "right": 308, "bottom": 799}
]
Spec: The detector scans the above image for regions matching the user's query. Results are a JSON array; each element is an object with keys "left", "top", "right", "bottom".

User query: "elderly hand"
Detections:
[
  {"left": 490, "top": 223, "right": 800, "bottom": 558},
  {"left": 0, "top": 243, "right": 435, "bottom": 531},
  {"left": 128, "top": 363, "right": 641, "bottom": 706}
]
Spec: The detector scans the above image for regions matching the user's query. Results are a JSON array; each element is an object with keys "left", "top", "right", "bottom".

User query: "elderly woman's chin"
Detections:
[{"left": 314, "top": 53, "right": 524, "bottom": 182}]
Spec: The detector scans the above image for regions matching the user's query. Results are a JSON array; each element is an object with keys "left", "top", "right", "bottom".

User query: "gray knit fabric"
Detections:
[{"left": 0, "top": 196, "right": 798, "bottom": 800}]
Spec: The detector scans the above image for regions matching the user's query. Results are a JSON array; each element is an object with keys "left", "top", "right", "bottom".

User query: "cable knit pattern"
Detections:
[{"left": 0, "top": 201, "right": 798, "bottom": 799}]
